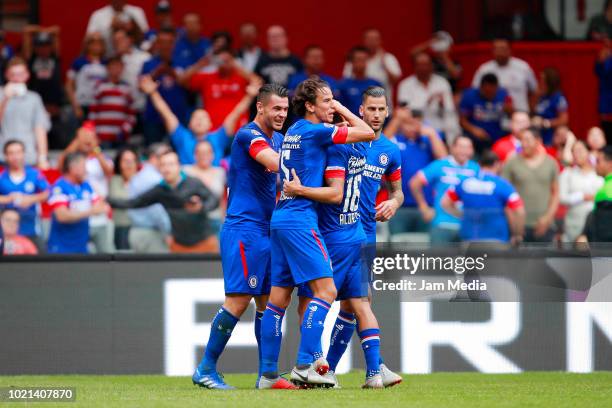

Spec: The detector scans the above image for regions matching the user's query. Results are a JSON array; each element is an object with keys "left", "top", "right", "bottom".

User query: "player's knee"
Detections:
[
  {"left": 314, "top": 287, "right": 337, "bottom": 304},
  {"left": 340, "top": 300, "right": 354, "bottom": 314},
  {"left": 223, "top": 295, "right": 251, "bottom": 317}
]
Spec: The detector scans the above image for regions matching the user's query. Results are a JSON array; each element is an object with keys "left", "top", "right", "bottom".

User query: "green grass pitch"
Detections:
[{"left": 0, "top": 372, "right": 610, "bottom": 408}]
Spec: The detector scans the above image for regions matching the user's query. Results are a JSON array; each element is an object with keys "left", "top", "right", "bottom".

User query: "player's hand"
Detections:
[
  {"left": 375, "top": 199, "right": 399, "bottom": 222},
  {"left": 91, "top": 200, "right": 110, "bottom": 216},
  {"left": 472, "top": 127, "right": 490, "bottom": 141},
  {"left": 534, "top": 215, "right": 551, "bottom": 237},
  {"left": 184, "top": 195, "right": 203, "bottom": 213},
  {"left": 139, "top": 75, "right": 159, "bottom": 95},
  {"left": 283, "top": 168, "right": 303, "bottom": 197},
  {"left": 245, "top": 81, "right": 261, "bottom": 98},
  {"left": 421, "top": 125, "right": 438, "bottom": 139},
  {"left": 419, "top": 205, "right": 435, "bottom": 223},
  {"left": 11, "top": 192, "right": 33, "bottom": 209}
]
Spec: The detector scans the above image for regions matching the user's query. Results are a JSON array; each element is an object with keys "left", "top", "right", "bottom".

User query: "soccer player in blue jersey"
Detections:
[
  {"left": 191, "top": 84, "right": 291, "bottom": 390},
  {"left": 441, "top": 150, "right": 525, "bottom": 245},
  {"left": 300, "top": 86, "right": 404, "bottom": 388},
  {"left": 284, "top": 137, "right": 390, "bottom": 388},
  {"left": 258, "top": 77, "right": 375, "bottom": 389}
]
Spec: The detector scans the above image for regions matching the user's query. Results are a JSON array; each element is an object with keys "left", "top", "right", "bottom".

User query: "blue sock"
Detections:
[
  {"left": 326, "top": 310, "right": 356, "bottom": 372},
  {"left": 254, "top": 310, "right": 264, "bottom": 376},
  {"left": 197, "top": 307, "right": 239, "bottom": 374},
  {"left": 359, "top": 328, "right": 381, "bottom": 378},
  {"left": 297, "top": 297, "right": 331, "bottom": 366},
  {"left": 261, "top": 303, "right": 285, "bottom": 376}
]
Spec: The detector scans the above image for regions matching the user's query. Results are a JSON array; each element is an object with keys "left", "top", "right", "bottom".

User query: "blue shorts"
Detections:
[
  {"left": 270, "top": 228, "right": 333, "bottom": 287},
  {"left": 298, "top": 242, "right": 368, "bottom": 300},
  {"left": 220, "top": 226, "right": 271, "bottom": 295}
]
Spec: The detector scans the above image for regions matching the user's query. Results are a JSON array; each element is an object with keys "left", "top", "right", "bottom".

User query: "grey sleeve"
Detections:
[{"left": 32, "top": 93, "right": 51, "bottom": 131}]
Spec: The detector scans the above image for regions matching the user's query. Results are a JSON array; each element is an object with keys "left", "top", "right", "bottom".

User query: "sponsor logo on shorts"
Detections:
[{"left": 248, "top": 275, "right": 258, "bottom": 289}]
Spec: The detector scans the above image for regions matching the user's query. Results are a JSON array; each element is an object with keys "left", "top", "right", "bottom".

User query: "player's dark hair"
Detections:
[
  {"left": 480, "top": 73, "right": 499, "bottom": 87},
  {"left": 292, "top": 76, "right": 330, "bottom": 117},
  {"left": 523, "top": 126, "right": 542, "bottom": 139},
  {"left": 348, "top": 46, "right": 369, "bottom": 62},
  {"left": 479, "top": 150, "right": 500, "bottom": 167},
  {"left": 361, "top": 86, "right": 387, "bottom": 103},
  {"left": 62, "top": 151, "right": 85, "bottom": 174},
  {"left": 113, "top": 146, "right": 140, "bottom": 176},
  {"left": 107, "top": 55, "right": 123, "bottom": 65},
  {"left": 3, "top": 139, "right": 24, "bottom": 154},
  {"left": 257, "top": 83, "right": 288, "bottom": 104},
  {"left": 601, "top": 145, "right": 612, "bottom": 162},
  {"left": 158, "top": 26, "right": 176, "bottom": 36},
  {"left": 211, "top": 31, "right": 233, "bottom": 48},
  {"left": 147, "top": 142, "right": 172, "bottom": 160},
  {"left": 304, "top": 44, "right": 322, "bottom": 55}
]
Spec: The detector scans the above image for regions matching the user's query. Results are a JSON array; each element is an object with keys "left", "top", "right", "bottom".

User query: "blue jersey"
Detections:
[
  {"left": 337, "top": 77, "right": 382, "bottom": 116},
  {"left": 418, "top": 156, "right": 479, "bottom": 228},
  {"left": 224, "top": 122, "right": 283, "bottom": 230},
  {"left": 447, "top": 171, "right": 523, "bottom": 242},
  {"left": 170, "top": 124, "right": 228, "bottom": 166},
  {"left": 535, "top": 91, "right": 568, "bottom": 145},
  {"left": 317, "top": 143, "right": 367, "bottom": 245},
  {"left": 141, "top": 57, "right": 190, "bottom": 125},
  {"left": 172, "top": 34, "right": 211, "bottom": 69},
  {"left": 47, "top": 177, "right": 98, "bottom": 254},
  {"left": 0, "top": 167, "right": 48, "bottom": 236},
  {"left": 459, "top": 87, "right": 510, "bottom": 142},
  {"left": 271, "top": 119, "right": 348, "bottom": 229},
  {"left": 359, "top": 135, "right": 402, "bottom": 240},
  {"left": 392, "top": 133, "right": 436, "bottom": 207}
]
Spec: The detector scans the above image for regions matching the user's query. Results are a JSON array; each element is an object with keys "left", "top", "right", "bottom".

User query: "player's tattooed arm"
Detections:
[
  {"left": 331, "top": 100, "right": 375, "bottom": 143},
  {"left": 283, "top": 168, "right": 344, "bottom": 205},
  {"left": 375, "top": 179, "right": 404, "bottom": 221}
]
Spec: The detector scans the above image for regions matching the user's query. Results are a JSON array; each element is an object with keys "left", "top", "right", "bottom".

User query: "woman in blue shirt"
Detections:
[{"left": 534, "top": 67, "right": 569, "bottom": 146}]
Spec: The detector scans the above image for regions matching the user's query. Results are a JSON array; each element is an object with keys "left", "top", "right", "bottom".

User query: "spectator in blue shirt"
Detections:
[
  {"left": 337, "top": 46, "right": 382, "bottom": 116},
  {"left": 141, "top": 0, "right": 173, "bottom": 52},
  {"left": 383, "top": 107, "right": 447, "bottom": 236},
  {"left": 595, "top": 41, "right": 612, "bottom": 144},
  {"left": 287, "top": 45, "right": 337, "bottom": 94},
  {"left": 141, "top": 27, "right": 190, "bottom": 146},
  {"left": 442, "top": 150, "right": 526, "bottom": 245},
  {"left": 0, "top": 140, "right": 49, "bottom": 245},
  {"left": 459, "top": 73, "right": 513, "bottom": 153},
  {"left": 533, "top": 67, "right": 569, "bottom": 145},
  {"left": 172, "top": 13, "right": 210, "bottom": 69},
  {"left": 410, "top": 135, "right": 480, "bottom": 245},
  {"left": 47, "top": 152, "right": 110, "bottom": 254},
  {"left": 140, "top": 75, "right": 257, "bottom": 166}
]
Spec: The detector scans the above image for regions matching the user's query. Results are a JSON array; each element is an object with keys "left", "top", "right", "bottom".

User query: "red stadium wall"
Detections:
[
  {"left": 35, "top": 1, "right": 602, "bottom": 138},
  {"left": 38, "top": 0, "right": 433, "bottom": 77},
  {"left": 453, "top": 41, "right": 601, "bottom": 139}
]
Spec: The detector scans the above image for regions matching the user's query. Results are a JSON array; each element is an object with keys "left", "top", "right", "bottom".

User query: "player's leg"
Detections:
[
  {"left": 282, "top": 228, "right": 336, "bottom": 387},
  {"left": 253, "top": 294, "right": 268, "bottom": 379},
  {"left": 258, "top": 229, "right": 297, "bottom": 389},
  {"left": 296, "top": 286, "right": 326, "bottom": 374},
  {"left": 325, "top": 300, "right": 356, "bottom": 375},
  {"left": 194, "top": 294, "right": 251, "bottom": 379},
  {"left": 347, "top": 297, "right": 384, "bottom": 388}
]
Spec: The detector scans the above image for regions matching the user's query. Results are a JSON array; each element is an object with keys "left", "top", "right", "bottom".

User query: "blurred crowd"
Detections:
[{"left": 1, "top": 0, "right": 612, "bottom": 255}]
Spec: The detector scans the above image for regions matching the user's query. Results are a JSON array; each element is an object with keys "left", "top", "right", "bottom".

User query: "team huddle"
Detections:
[{"left": 192, "top": 78, "right": 404, "bottom": 390}]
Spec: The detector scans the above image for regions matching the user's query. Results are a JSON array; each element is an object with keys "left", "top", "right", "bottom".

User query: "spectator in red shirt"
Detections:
[
  {"left": 181, "top": 49, "right": 256, "bottom": 129},
  {"left": 492, "top": 111, "right": 530, "bottom": 162},
  {"left": 1, "top": 209, "right": 38, "bottom": 255},
  {"left": 88, "top": 56, "right": 136, "bottom": 145}
]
